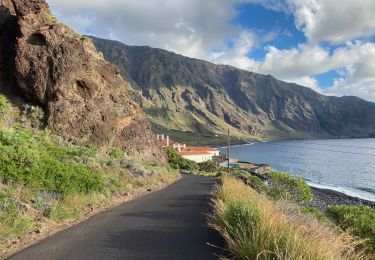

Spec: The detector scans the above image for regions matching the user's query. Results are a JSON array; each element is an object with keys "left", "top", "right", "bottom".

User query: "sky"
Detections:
[{"left": 47, "top": 0, "right": 375, "bottom": 100}]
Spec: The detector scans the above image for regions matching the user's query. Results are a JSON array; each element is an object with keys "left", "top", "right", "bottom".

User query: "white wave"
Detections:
[
  {"left": 242, "top": 142, "right": 255, "bottom": 146},
  {"left": 307, "top": 181, "right": 375, "bottom": 202},
  {"left": 220, "top": 142, "right": 255, "bottom": 149}
]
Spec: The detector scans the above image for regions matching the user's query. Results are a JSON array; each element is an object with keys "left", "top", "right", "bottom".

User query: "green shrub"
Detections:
[
  {"left": 0, "top": 95, "right": 9, "bottom": 114},
  {"left": 67, "top": 145, "right": 97, "bottom": 159},
  {"left": 164, "top": 147, "right": 198, "bottom": 172},
  {"left": 327, "top": 205, "right": 375, "bottom": 252},
  {"left": 0, "top": 129, "right": 103, "bottom": 196},
  {"left": 267, "top": 172, "right": 314, "bottom": 203},
  {"left": 164, "top": 146, "right": 180, "bottom": 169},
  {"left": 243, "top": 174, "right": 268, "bottom": 193},
  {"left": 199, "top": 160, "right": 217, "bottom": 172},
  {"left": 107, "top": 147, "right": 124, "bottom": 159}
]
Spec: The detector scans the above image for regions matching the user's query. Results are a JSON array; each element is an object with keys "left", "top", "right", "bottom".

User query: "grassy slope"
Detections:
[
  {"left": 0, "top": 95, "right": 179, "bottom": 248},
  {"left": 141, "top": 86, "right": 260, "bottom": 145}
]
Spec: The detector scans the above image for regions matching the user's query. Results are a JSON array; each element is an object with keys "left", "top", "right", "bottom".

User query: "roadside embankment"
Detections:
[
  {"left": 0, "top": 128, "right": 180, "bottom": 259},
  {"left": 214, "top": 168, "right": 375, "bottom": 257},
  {"left": 209, "top": 175, "right": 366, "bottom": 259}
]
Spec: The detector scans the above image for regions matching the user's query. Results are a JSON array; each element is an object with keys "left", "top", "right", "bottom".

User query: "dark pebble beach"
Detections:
[{"left": 308, "top": 186, "right": 375, "bottom": 211}]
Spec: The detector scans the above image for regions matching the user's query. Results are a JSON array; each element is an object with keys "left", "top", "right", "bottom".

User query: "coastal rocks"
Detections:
[{"left": 0, "top": 0, "right": 165, "bottom": 161}]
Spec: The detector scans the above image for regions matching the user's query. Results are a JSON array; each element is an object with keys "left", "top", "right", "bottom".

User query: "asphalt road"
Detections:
[{"left": 9, "top": 175, "right": 223, "bottom": 260}]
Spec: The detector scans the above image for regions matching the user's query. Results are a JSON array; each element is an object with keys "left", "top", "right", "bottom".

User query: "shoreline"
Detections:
[
  {"left": 308, "top": 186, "right": 375, "bottom": 211},
  {"left": 216, "top": 140, "right": 375, "bottom": 211},
  {"left": 240, "top": 164, "right": 375, "bottom": 211},
  {"left": 209, "top": 136, "right": 375, "bottom": 148}
]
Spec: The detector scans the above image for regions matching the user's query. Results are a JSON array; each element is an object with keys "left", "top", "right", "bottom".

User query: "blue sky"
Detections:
[
  {"left": 232, "top": 3, "right": 306, "bottom": 51},
  {"left": 49, "top": 0, "right": 375, "bottom": 100}
]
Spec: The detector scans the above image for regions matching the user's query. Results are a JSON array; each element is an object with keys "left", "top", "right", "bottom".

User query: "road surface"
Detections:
[{"left": 9, "top": 175, "right": 223, "bottom": 260}]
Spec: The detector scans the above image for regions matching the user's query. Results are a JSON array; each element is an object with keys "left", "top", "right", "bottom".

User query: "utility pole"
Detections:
[{"left": 227, "top": 128, "right": 230, "bottom": 175}]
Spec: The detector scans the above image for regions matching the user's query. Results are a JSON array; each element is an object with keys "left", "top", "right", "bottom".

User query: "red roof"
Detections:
[
  {"left": 180, "top": 151, "right": 211, "bottom": 155},
  {"left": 183, "top": 146, "right": 217, "bottom": 152}
]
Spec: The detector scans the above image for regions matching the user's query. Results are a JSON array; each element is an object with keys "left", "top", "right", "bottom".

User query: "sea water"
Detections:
[{"left": 219, "top": 138, "right": 375, "bottom": 202}]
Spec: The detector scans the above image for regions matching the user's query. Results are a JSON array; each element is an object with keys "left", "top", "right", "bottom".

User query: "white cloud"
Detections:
[
  {"left": 327, "top": 61, "right": 375, "bottom": 99},
  {"left": 286, "top": 76, "right": 322, "bottom": 93},
  {"left": 48, "top": 0, "right": 240, "bottom": 59},
  {"left": 257, "top": 41, "right": 375, "bottom": 99},
  {"left": 259, "top": 44, "right": 330, "bottom": 78},
  {"left": 288, "top": 0, "right": 375, "bottom": 44},
  {"left": 209, "top": 31, "right": 258, "bottom": 71}
]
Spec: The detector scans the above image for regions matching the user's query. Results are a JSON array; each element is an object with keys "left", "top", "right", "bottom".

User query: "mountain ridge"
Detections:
[{"left": 91, "top": 36, "right": 375, "bottom": 142}]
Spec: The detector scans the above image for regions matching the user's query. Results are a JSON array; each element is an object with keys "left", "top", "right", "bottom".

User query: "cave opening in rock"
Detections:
[{"left": 28, "top": 32, "right": 47, "bottom": 46}]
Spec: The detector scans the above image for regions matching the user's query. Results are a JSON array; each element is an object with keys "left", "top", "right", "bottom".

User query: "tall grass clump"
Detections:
[{"left": 209, "top": 176, "right": 365, "bottom": 260}]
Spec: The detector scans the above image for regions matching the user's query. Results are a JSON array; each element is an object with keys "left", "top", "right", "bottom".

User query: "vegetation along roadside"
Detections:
[
  {"left": 0, "top": 95, "right": 180, "bottom": 258},
  {"left": 209, "top": 169, "right": 375, "bottom": 259}
]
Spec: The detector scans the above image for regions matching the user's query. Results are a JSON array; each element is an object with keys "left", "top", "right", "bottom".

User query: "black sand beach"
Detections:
[{"left": 309, "top": 186, "right": 375, "bottom": 211}]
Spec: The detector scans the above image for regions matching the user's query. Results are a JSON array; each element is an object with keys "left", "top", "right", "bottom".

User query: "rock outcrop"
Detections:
[
  {"left": 92, "top": 36, "right": 375, "bottom": 141},
  {"left": 0, "top": 0, "right": 165, "bottom": 161}
]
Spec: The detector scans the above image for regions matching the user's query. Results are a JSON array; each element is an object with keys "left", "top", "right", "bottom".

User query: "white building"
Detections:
[{"left": 179, "top": 147, "right": 220, "bottom": 163}]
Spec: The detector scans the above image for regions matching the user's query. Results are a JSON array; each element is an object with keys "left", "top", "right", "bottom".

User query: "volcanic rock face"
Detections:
[
  {"left": 92, "top": 37, "right": 375, "bottom": 140},
  {"left": 0, "top": 0, "right": 165, "bottom": 161}
]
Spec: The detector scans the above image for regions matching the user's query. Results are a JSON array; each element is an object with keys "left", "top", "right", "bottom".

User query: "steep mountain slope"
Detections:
[
  {"left": 91, "top": 36, "right": 375, "bottom": 141},
  {"left": 0, "top": 0, "right": 164, "bottom": 160}
]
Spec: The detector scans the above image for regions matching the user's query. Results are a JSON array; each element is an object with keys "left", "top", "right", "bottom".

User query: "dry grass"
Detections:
[{"left": 209, "top": 176, "right": 366, "bottom": 260}]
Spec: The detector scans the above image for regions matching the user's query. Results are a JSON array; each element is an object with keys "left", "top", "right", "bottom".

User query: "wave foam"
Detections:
[{"left": 307, "top": 181, "right": 375, "bottom": 202}]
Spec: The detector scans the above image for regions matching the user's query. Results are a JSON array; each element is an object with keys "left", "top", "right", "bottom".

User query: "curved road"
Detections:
[{"left": 9, "top": 175, "right": 223, "bottom": 260}]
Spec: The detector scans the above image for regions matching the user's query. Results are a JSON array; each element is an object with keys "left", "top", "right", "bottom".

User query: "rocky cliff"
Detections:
[
  {"left": 0, "top": 0, "right": 165, "bottom": 161},
  {"left": 91, "top": 36, "right": 375, "bottom": 141}
]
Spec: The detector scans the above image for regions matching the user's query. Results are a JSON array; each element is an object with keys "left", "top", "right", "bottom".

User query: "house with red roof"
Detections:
[
  {"left": 156, "top": 134, "right": 224, "bottom": 163},
  {"left": 179, "top": 147, "right": 221, "bottom": 163}
]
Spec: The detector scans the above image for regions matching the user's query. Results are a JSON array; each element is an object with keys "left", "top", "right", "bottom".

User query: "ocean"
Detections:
[{"left": 219, "top": 138, "right": 375, "bottom": 202}]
